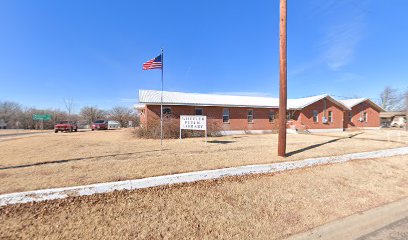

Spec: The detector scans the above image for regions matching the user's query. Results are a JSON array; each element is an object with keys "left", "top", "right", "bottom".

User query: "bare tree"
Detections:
[
  {"left": 380, "top": 86, "right": 402, "bottom": 111},
  {"left": 0, "top": 101, "right": 22, "bottom": 128},
  {"left": 80, "top": 106, "right": 106, "bottom": 125},
  {"left": 64, "top": 98, "right": 75, "bottom": 120},
  {"left": 108, "top": 106, "right": 137, "bottom": 127}
]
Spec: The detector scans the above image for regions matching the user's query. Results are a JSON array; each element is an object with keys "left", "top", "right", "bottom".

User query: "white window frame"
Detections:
[
  {"left": 328, "top": 111, "right": 333, "bottom": 123},
  {"left": 313, "top": 110, "right": 319, "bottom": 123},
  {"left": 247, "top": 109, "right": 254, "bottom": 123},
  {"left": 363, "top": 112, "right": 368, "bottom": 122},
  {"left": 223, "top": 108, "right": 230, "bottom": 123},
  {"left": 269, "top": 110, "right": 275, "bottom": 123}
]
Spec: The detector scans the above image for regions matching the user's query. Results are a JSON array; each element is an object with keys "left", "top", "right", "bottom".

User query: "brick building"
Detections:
[{"left": 136, "top": 90, "right": 383, "bottom": 134}]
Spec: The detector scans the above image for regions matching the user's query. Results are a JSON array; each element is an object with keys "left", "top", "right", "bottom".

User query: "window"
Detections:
[
  {"left": 348, "top": 112, "right": 352, "bottom": 121},
  {"left": 269, "top": 110, "right": 275, "bottom": 122},
  {"left": 162, "top": 107, "right": 171, "bottom": 115},
  {"left": 195, "top": 108, "right": 203, "bottom": 115},
  {"left": 363, "top": 112, "right": 368, "bottom": 122},
  {"left": 313, "top": 110, "right": 319, "bottom": 123},
  {"left": 223, "top": 108, "right": 229, "bottom": 123},
  {"left": 247, "top": 109, "right": 253, "bottom": 123},
  {"left": 328, "top": 111, "right": 333, "bottom": 123},
  {"left": 287, "top": 111, "right": 296, "bottom": 120}
]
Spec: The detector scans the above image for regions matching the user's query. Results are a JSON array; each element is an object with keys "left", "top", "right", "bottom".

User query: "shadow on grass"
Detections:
[
  {"left": 286, "top": 132, "right": 364, "bottom": 157},
  {"left": 0, "top": 149, "right": 169, "bottom": 171}
]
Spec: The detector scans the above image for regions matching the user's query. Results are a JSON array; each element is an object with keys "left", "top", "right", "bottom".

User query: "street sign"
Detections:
[{"left": 32, "top": 114, "right": 52, "bottom": 121}]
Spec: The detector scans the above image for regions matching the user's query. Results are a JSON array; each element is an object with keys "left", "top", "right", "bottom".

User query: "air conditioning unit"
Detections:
[
  {"left": 322, "top": 117, "right": 328, "bottom": 124},
  {"left": 359, "top": 117, "right": 364, "bottom": 122}
]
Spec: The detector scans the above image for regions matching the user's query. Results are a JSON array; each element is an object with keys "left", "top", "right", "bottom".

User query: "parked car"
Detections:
[
  {"left": 390, "top": 116, "right": 407, "bottom": 128},
  {"left": 54, "top": 121, "right": 78, "bottom": 133},
  {"left": 92, "top": 120, "right": 108, "bottom": 131}
]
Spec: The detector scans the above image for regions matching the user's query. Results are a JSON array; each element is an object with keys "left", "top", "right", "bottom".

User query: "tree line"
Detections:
[{"left": 0, "top": 101, "right": 139, "bottom": 129}]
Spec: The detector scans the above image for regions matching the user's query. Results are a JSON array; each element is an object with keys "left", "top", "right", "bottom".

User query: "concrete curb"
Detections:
[
  {"left": 287, "top": 197, "right": 408, "bottom": 240},
  {"left": 1, "top": 147, "right": 408, "bottom": 207}
]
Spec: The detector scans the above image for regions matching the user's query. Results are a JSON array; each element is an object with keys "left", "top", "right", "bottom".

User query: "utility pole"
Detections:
[{"left": 278, "top": 0, "right": 287, "bottom": 157}]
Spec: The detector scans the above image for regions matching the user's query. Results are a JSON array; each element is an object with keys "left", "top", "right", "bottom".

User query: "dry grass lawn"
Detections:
[
  {"left": 0, "top": 129, "right": 50, "bottom": 135},
  {"left": 0, "top": 129, "right": 407, "bottom": 194},
  {"left": 1, "top": 155, "right": 407, "bottom": 239}
]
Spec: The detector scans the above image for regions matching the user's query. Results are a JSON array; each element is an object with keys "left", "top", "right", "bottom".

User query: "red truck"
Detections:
[{"left": 54, "top": 121, "right": 78, "bottom": 133}]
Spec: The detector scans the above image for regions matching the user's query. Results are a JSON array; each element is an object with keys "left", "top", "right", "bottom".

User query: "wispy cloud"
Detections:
[
  {"left": 290, "top": 1, "right": 368, "bottom": 75},
  {"left": 321, "top": 14, "right": 365, "bottom": 71}
]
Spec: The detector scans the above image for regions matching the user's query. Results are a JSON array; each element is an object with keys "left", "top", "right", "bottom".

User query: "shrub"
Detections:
[{"left": 134, "top": 116, "right": 222, "bottom": 139}]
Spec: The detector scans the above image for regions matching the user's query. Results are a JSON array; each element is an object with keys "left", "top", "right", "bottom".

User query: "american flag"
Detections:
[{"left": 142, "top": 54, "right": 162, "bottom": 70}]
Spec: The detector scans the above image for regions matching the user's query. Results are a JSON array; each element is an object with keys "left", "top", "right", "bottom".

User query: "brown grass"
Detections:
[
  {"left": 0, "top": 129, "right": 407, "bottom": 194},
  {"left": 1, "top": 155, "right": 407, "bottom": 239},
  {"left": 0, "top": 129, "right": 50, "bottom": 135}
]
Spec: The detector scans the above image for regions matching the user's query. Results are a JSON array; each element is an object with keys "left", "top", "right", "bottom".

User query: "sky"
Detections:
[{"left": 1, "top": 0, "right": 407, "bottom": 112}]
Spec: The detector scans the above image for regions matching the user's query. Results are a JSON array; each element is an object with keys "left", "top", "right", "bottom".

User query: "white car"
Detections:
[{"left": 390, "top": 116, "right": 407, "bottom": 128}]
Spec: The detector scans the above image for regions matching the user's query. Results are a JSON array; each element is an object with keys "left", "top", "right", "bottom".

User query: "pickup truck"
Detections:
[{"left": 54, "top": 121, "right": 78, "bottom": 133}]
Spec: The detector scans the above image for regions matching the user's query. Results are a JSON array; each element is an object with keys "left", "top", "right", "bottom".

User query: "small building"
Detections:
[
  {"left": 380, "top": 111, "right": 407, "bottom": 128},
  {"left": 136, "top": 90, "right": 383, "bottom": 134},
  {"left": 0, "top": 119, "right": 7, "bottom": 129}
]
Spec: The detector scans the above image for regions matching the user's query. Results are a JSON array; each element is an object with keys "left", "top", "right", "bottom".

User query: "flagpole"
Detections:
[{"left": 160, "top": 48, "right": 164, "bottom": 147}]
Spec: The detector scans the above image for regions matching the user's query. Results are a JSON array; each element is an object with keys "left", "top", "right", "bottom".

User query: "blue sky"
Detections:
[{"left": 1, "top": 0, "right": 407, "bottom": 112}]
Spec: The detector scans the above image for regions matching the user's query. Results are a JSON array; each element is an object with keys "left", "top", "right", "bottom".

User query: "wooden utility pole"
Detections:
[{"left": 278, "top": 0, "right": 287, "bottom": 157}]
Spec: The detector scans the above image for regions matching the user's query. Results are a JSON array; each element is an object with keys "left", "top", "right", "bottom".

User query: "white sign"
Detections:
[{"left": 180, "top": 115, "right": 207, "bottom": 130}]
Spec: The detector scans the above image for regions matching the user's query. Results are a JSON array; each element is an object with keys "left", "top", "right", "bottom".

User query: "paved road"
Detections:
[{"left": 288, "top": 197, "right": 408, "bottom": 240}]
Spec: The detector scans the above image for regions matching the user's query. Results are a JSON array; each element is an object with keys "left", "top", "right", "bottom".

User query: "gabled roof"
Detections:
[
  {"left": 138, "top": 90, "right": 350, "bottom": 110},
  {"left": 338, "top": 98, "right": 384, "bottom": 112}
]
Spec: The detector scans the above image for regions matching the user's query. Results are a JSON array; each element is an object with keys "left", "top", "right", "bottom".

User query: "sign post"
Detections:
[{"left": 180, "top": 115, "right": 207, "bottom": 143}]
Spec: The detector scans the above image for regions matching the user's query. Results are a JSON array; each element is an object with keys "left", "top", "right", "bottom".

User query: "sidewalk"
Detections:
[{"left": 287, "top": 197, "right": 408, "bottom": 240}]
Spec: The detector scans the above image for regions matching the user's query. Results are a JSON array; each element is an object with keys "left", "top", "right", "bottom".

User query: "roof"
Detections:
[
  {"left": 338, "top": 98, "right": 384, "bottom": 112},
  {"left": 380, "top": 111, "right": 407, "bottom": 118},
  {"left": 134, "top": 103, "right": 146, "bottom": 109},
  {"left": 138, "top": 90, "right": 350, "bottom": 110}
]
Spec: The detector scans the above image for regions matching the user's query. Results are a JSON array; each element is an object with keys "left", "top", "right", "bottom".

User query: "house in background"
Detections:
[
  {"left": 136, "top": 90, "right": 383, "bottom": 135},
  {"left": 380, "top": 111, "right": 407, "bottom": 128},
  {"left": 0, "top": 119, "right": 7, "bottom": 129}
]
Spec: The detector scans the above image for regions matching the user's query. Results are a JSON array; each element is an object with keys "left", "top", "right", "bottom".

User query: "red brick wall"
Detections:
[
  {"left": 293, "top": 97, "right": 344, "bottom": 130},
  {"left": 145, "top": 105, "right": 279, "bottom": 131},
  {"left": 343, "top": 101, "right": 380, "bottom": 128},
  {"left": 140, "top": 98, "right": 379, "bottom": 131}
]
